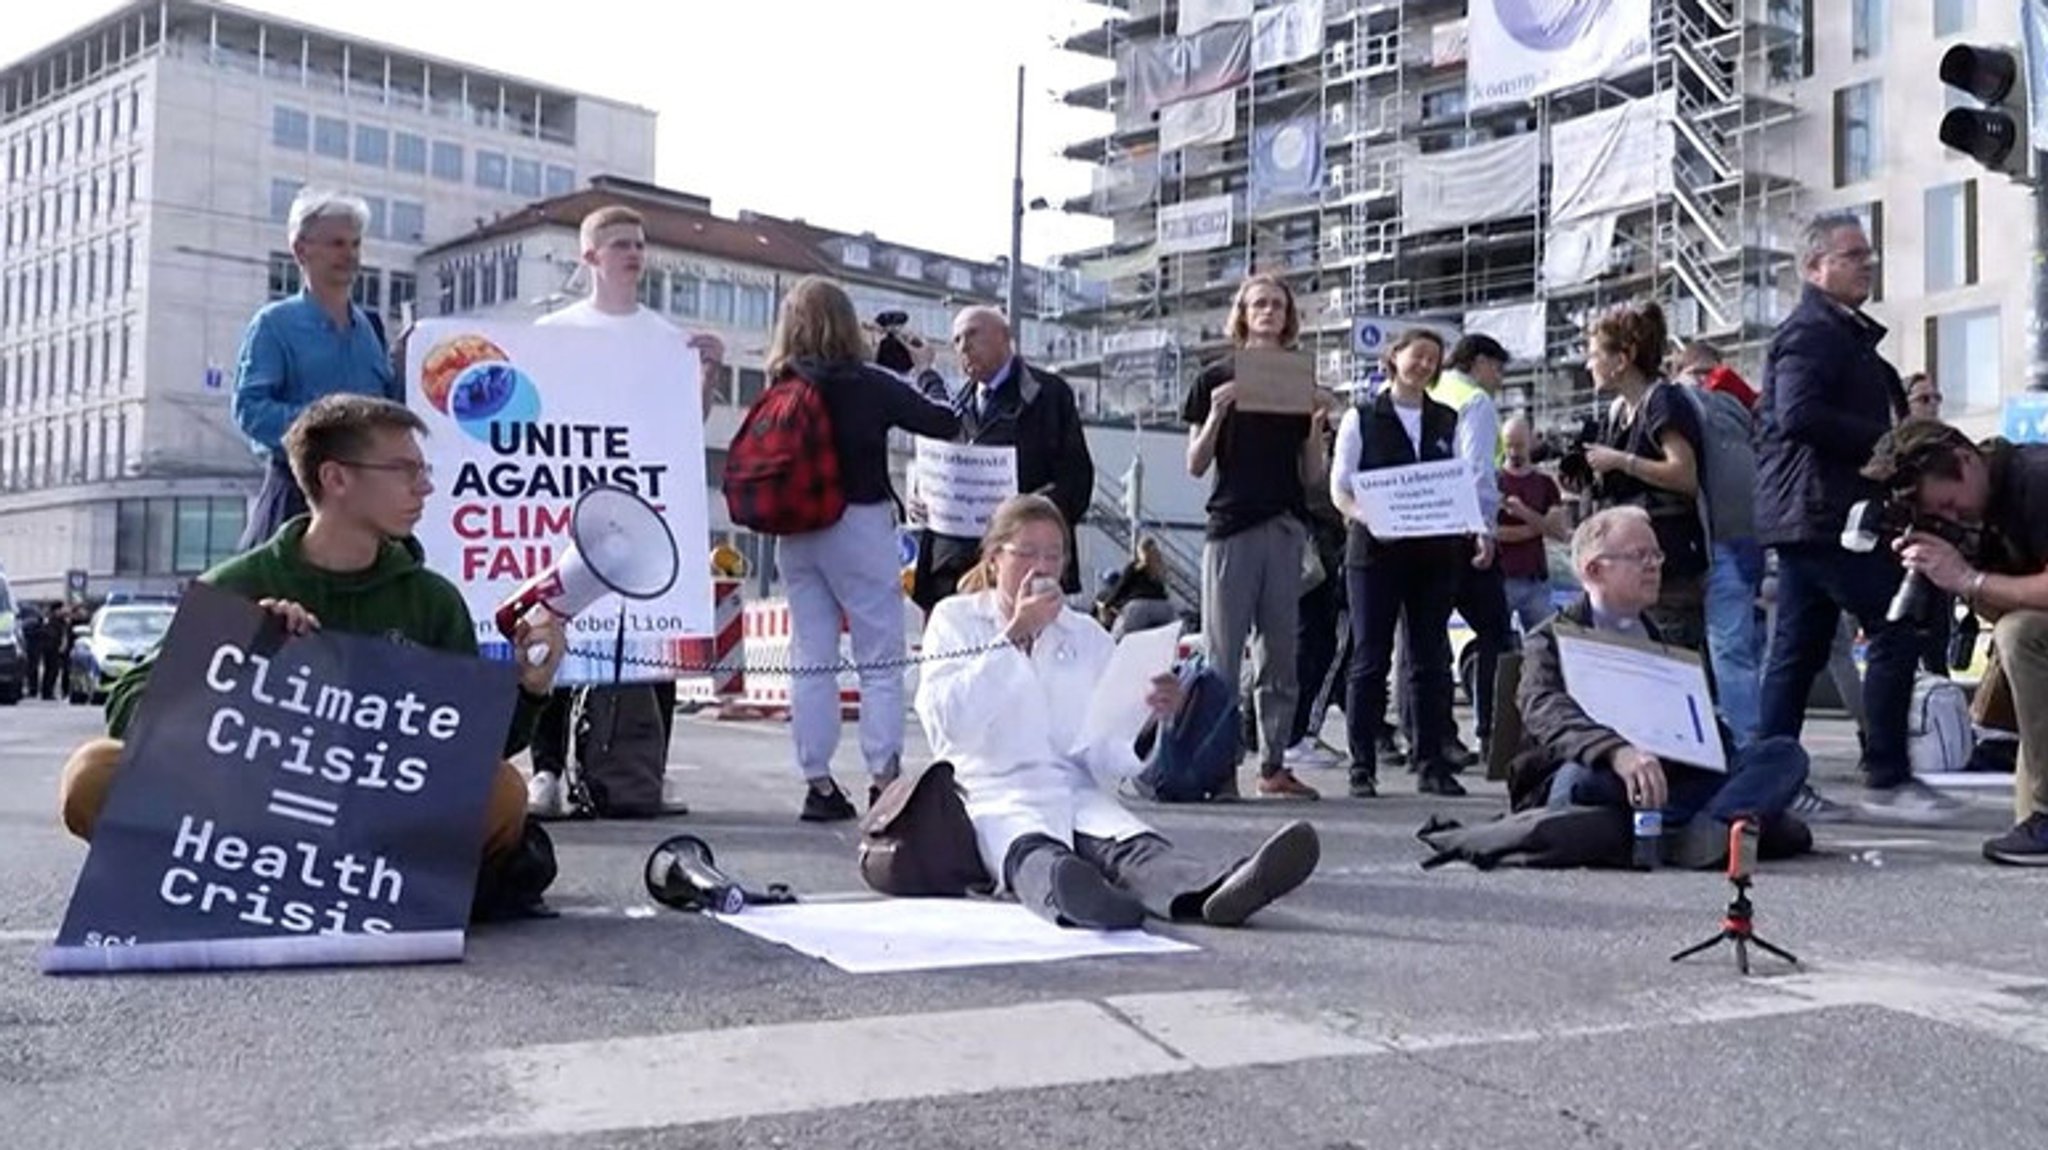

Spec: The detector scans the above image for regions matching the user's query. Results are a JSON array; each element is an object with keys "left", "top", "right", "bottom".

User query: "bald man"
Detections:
[
  {"left": 1496, "top": 414, "right": 1567, "bottom": 634},
  {"left": 911, "top": 307, "right": 1095, "bottom": 609}
]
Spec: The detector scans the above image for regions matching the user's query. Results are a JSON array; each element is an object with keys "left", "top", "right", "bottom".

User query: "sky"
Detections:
[{"left": 0, "top": 0, "right": 1117, "bottom": 266}]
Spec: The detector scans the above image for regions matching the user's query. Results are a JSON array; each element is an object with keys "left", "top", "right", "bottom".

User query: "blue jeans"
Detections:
[
  {"left": 1759, "top": 542, "right": 1919, "bottom": 789},
  {"left": 1502, "top": 576, "right": 1552, "bottom": 635},
  {"left": 1704, "top": 538, "right": 1765, "bottom": 749},
  {"left": 1544, "top": 735, "right": 1811, "bottom": 826}
]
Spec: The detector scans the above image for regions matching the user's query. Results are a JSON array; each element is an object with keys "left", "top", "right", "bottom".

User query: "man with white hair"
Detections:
[
  {"left": 231, "top": 188, "right": 403, "bottom": 549},
  {"left": 1508, "top": 507, "right": 1814, "bottom": 866}
]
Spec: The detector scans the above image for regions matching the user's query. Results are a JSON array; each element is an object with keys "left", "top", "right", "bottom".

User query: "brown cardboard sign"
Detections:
[{"left": 1231, "top": 350, "right": 1316, "bottom": 414}]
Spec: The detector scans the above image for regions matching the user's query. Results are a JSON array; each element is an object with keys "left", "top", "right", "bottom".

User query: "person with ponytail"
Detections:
[
  {"left": 1576, "top": 300, "right": 1709, "bottom": 651},
  {"left": 916, "top": 494, "right": 1320, "bottom": 931},
  {"left": 1329, "top": 329, "right": 1483, "bottom": 799}
]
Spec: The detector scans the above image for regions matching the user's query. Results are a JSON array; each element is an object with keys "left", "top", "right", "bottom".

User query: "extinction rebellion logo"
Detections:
[{"left": 1495, "top": 0, "right": 1610, "bottom": 50}]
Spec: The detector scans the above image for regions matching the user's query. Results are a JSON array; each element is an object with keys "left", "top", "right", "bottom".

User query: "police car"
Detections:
[{"left": 0, "top": 568, "right": 22, "bottom": 704}]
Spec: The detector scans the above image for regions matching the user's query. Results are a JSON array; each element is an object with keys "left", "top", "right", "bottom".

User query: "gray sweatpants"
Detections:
[
  {"left": 776, "top": 501, "right": 906, "bottom": 783},
  {"left": 1201, "top": 515, "right": 1304, "bottom": 772}
]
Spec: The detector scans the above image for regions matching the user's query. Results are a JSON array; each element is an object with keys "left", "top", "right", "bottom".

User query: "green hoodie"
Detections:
[{"left": 107, "top": 516, "right": 544, "bottom": 758}]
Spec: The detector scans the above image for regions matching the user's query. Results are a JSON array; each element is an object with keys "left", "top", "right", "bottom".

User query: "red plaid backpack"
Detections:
[{"left": 722, "top": 366, "right": 847, "bottom": 535}]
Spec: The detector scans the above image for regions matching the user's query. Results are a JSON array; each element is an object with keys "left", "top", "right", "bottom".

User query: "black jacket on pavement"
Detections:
[
  {"left": 1755, "top": 284, "right": 1907, "bottom": 548},
  {"left": 913, "top": 357, "right": 1095, "bottom": 608}
]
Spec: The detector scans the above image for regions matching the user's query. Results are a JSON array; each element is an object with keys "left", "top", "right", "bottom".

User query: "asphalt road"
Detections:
[{"left": 1, "top": 697, "right": 2042, "bottom": 1150}]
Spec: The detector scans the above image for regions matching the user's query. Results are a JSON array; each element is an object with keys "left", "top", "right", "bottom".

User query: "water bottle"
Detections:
[{"left": 1631, "top": 809, "right": 1663, "bottom": 871}]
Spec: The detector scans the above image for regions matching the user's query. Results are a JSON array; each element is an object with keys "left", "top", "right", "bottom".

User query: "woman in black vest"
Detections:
[{"left": 1330, "top": 329, "right": 1479, "bottom": 798}]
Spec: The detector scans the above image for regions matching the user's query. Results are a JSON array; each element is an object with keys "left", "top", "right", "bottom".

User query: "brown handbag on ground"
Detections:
[{"left": 857, "top": 762, "right": 993, "bottom": 898}]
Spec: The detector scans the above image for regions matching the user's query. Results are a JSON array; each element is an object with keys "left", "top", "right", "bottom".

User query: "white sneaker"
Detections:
[
  {"left": 1281, "top": 739, "right": 1342, "bottom": 769},
  {"left": 1858, "top": 779, "right": 1966, "bottom": 826},
  {"left": 526, "top": 772, "right": 568, "bottom": 819}
]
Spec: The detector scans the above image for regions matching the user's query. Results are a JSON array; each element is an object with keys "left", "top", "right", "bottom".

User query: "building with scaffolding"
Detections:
[{"left": 1050, "top": 0, "right": 1818, "bottom": 434}]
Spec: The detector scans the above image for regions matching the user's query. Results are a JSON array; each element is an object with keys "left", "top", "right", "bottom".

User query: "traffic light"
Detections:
[{"left": 1939, "top": 44, "right": 2031, "bottom": 179}]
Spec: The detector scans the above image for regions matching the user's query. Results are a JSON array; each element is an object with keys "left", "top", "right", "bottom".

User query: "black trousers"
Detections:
[
  {"left": 237, "top": 457, "right": 308, "bottom": 552},
  {"left": 1347, "top": 558, "right": 1456, "bottom": 779},
  {"left": 1288, "top": 566, "right": 1345, "bottom": 747},
  {"left": 1005, "top": 833, "right": 1232, "bottom": 925}
]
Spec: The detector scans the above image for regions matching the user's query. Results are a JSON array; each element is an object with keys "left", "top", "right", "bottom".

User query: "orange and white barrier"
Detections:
[
  {"left": 677, "top": 577, "right": 756, "bottom": 719},
  {"left": 738, "top": 599, "right": 862, "bottom": 720}
]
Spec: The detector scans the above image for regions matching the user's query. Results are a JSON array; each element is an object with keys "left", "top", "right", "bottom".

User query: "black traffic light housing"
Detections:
[{"left": 1939, "top": 44, "right": 2031, "bottom": 179}]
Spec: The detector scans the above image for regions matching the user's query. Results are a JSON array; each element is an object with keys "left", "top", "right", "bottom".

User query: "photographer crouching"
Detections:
[{"left": 1863, "top": 421, "right": 2048, "bottom": 864}]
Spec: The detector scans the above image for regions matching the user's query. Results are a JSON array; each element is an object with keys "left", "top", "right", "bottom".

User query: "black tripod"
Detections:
[{"left": 1669, "top": 875, "right": 1799, "bottom": 976}]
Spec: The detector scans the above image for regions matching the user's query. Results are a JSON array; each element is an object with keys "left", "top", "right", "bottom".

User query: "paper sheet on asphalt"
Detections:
[{"left": 712, "top": 899, "right": 1198, "bottom": 974}]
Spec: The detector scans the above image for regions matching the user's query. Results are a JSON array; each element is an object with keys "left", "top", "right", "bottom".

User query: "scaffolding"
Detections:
[{"left": 1054, "top": 0, "right": 1811, "bottom": 434}]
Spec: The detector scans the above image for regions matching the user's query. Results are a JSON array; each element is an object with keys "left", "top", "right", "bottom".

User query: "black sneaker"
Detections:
[
  {"left": 1348, "top": 771, "right": 1379, "bottom": 798},
  {"left": 800, "top": 782, "right": 857, "bottom": 823},
  {"left": 1416, "top": 768, "right": 1467, "bottom": 797},
  {"left": 1443, "top": 736, "right": 1479, "bottom": 771},
  {"left": 1984, "top": 813, "right": 2048, "bottom": 866},
  {"left": 1375, "top": 731, "right": 1408, "bottom": 770}
]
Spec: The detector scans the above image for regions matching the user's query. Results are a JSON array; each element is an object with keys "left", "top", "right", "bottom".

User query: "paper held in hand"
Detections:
[
  {"left": 1553, "top": 625, "right": 1727, "bottom": 773},
  {"left": 1078, "top": 623, "right": 1184, "bottom": 751},
  {"left": 1347, "top": 459, "right": 1486, "bottom": 539},
  {"left": 1230, "top": 349, "right": 1317, "bottom": 414},
  {"left": 911, "top": 438, "right": 1018, "bottom": 538}
]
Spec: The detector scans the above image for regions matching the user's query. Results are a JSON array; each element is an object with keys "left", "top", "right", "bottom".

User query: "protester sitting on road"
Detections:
[
  {"left": 56, "top": 395, "right": 565, "bottom": 902},
  {"left": 915, "top": 494, "right": 1320, "bottom": 931},
  {"left": 1094, "top": 536, "right": 1178, "bottom": 638},
  {"left": 1862, "top": 421, "right": 2048, "bottom": 864},
  {"left": 1509, "top": 507, "right": 1814, "bottom": 867}
]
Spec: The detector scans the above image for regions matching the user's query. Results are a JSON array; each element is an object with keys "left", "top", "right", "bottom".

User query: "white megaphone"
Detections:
[{"left": 493, "top": 485, "right": 680, "bottom": 663}]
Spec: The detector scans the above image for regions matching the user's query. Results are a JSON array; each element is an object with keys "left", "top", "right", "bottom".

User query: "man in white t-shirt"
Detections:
[{"left": 526, "top": 203, "right": 725, "bottom": 818}]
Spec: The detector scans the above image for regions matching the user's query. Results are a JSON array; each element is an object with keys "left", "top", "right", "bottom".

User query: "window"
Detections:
[
  {"left": 269, "top": 178, "right": 301, "bottom": 223},
  {"left": 705, "top": 281, "right": 736, "bottom": 323},
  {"left": 388, "top": 271, "right": 417, "bottom": 319},
  {"left": 458, "top": 264, "right": 477, "bottom": 311},
  {"left": 1935, "top": 0, "right": 1975, "bottom": 36},
  {"left": 354, "top": 124, "right": 388, "bottom": 167},
  {"left": 739, "top": 285, "right": 772, "bottom": 330},
  {"left": 1833, "top": 81, "right": 1881, "bottom": 186},
  {"left": 273, "top": 106, "right": 309, "bottom": 149},
  {"left": 313, "top": 115, "right": 349, "bottom": 159},
  {"left": 435, "top": 267, "right": 455, "bottom": 315},
  {"left": 1768, "top": 0, "right": 1815, "bottom": 82},
  {"left": 394, "top": 131, "right": 426, "bottom": 173},
  {"left": 268, "top": 251, "right": 301, "bottom": 300},
  {"left": 174, "top": 499, "right": 211, "bottom": 572},
  {"left": 1420, "top": 86, "right": 1467, "bottom": 121},
  {"left": 116, "top": 497, "right": 245, "bottom": 576},
  {"left": 947, "top": 266, "right": 973, "bottom": 291},
  {"left": 637, "top": 271, "right": 664, "bottom": 311},
  {"left": 840, "top": 243, "right": 870, "bottom": 270},
  {"left": 669, "top": 273, "right": 699, "bottom": 317},
  {"left": 480, "top": 259, "right": 499, "bottom": 307},
  {"left": 1847, "top": 200, "right": 1885, "bottom": 302},
  {"left": 544, "top": 164, "right": 575, "bottom": 196},
  {"left": 353, "top": 267, "right": 383, "bottom": 312},
  {"left": 363, "top": 194, "right": 387, "bottom": 239},
  {"left": 123, "top": 233, "right": 134, "bottom": 293},
  {"left": 1924, "top": 181, "right": 1978, "bottom": 291},
  {"left": 1928, "top": 306, "right": 2001, "bottom": 410},
  {"left": 390, "top": 200, "right": 425, "bottom": 243},
  {"left": 474, "top": 150, "right": 507, "bottom": 190},
  {"left": 510, "top": 157, "right": 542, "bottom": 197},
  {"left": 431, "top": 141, "right": 463, "bottom": 182},
  {"left": 1851, "top": 0, "right": 1885, "bottom": 59},
  {"left": 500, "top": 252, "right": 518, "bottom": 301}
]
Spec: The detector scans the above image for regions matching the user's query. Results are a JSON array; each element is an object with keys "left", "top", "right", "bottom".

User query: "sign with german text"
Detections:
[
  {"left": 1348, "top": 459, "right": 1486, "bottom": 539},
  {"left": 44, "top": 584, "right": 518, "bottom": 974},
  {"left": 407, "top": 320, "right": 712, "bottom": 684}
]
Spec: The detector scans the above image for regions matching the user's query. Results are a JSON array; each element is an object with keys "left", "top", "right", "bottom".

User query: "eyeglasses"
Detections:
[
  {"left": 998, "top": 543, "right": 1067, "bottom": 565},
  {"left": 1595, "top": 548, "right": 1665, "bottom": 569},
  {"left": 339, "top": 459, "right": 433, "bottom": 484}
]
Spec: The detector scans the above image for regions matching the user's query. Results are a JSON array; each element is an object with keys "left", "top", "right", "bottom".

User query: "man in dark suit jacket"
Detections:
[
  {"left": 911, "top": 307, "right": 1095, "bottom": 611},
  {"left": 1754, "top": 213, "right": 1959, "bottom": 825}
]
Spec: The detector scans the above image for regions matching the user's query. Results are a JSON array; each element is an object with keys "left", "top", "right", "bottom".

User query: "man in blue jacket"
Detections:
[{"left": 1754, "top": 213, "right": 1960, "bottom": 824}]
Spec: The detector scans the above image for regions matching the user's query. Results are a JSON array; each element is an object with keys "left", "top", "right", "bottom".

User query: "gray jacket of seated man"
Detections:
[{"left": 1505, "top": 594, "right": 1738, "bottom": 812}]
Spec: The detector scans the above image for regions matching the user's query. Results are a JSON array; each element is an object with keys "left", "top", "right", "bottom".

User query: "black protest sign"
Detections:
[{"left": 45, "top": 583, "right": 519, "bottom": 974}]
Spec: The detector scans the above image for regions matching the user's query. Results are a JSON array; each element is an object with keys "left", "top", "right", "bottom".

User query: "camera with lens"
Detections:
[
  {"left": 1555, "top": 418, "right": 1605, "bottom": 495},
  {"left": 1840, "top": 497, "right": 1977, "bottom": 627},
  {"left": 874, "top": 310, "right": 923, "bottom": 374}
]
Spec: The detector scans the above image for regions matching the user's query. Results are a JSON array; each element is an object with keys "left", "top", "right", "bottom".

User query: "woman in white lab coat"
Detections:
[{"left": 915, "top": 494, "right": 1320, "bottom": 931}]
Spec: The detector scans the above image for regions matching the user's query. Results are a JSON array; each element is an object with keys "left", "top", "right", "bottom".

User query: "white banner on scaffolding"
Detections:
[
  {"left": 1120, "top": 23, "right": 1253, "bottom": 122},
  {"left": 1179, "top": 0, "right": 1253, "bottom": 37},
  {"left": 1431, "top": 18, "right": 1470, "bottom": 67},
  {"left": 1463, "top": 301, "right": 1549, "bottom": 363},
  {"left": 1542, "top": 212, "right": 1620, "bottom": 288},
  {"left": 1159, "top": 88, "right": 1239, "bottom": 153},
  {"left": 1465, "top": 0, "right": 1654, "bottom": 110},
  {"left": 1157, "top": 194, "right": 1236, "bottom": 255},
  {"left": 1549, "top": 91, "right": 1675, "bottom": 224},
  {"left": 1252, "top": 0, "right": 1326, "bottom": 72},
  {"left": 1397, "top": 133, "right": 1541, "bottom": 235}
]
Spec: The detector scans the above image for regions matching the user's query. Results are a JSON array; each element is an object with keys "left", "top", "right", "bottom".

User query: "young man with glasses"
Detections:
[
  {"left": 1507, "top": 507, "right": 1813, "bottom": 867},
  {"left": 57, "top": 395, "right": 567, "bottom": 892}
]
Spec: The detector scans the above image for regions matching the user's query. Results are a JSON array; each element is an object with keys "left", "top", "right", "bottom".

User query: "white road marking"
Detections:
[{"left": 0, "top": 928, "right": 51, "bottom": 945}]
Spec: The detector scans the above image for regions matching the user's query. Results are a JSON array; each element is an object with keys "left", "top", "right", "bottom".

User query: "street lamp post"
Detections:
[{"left": 1007, "top": 64, "right": 1026, "bottom": 326}]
